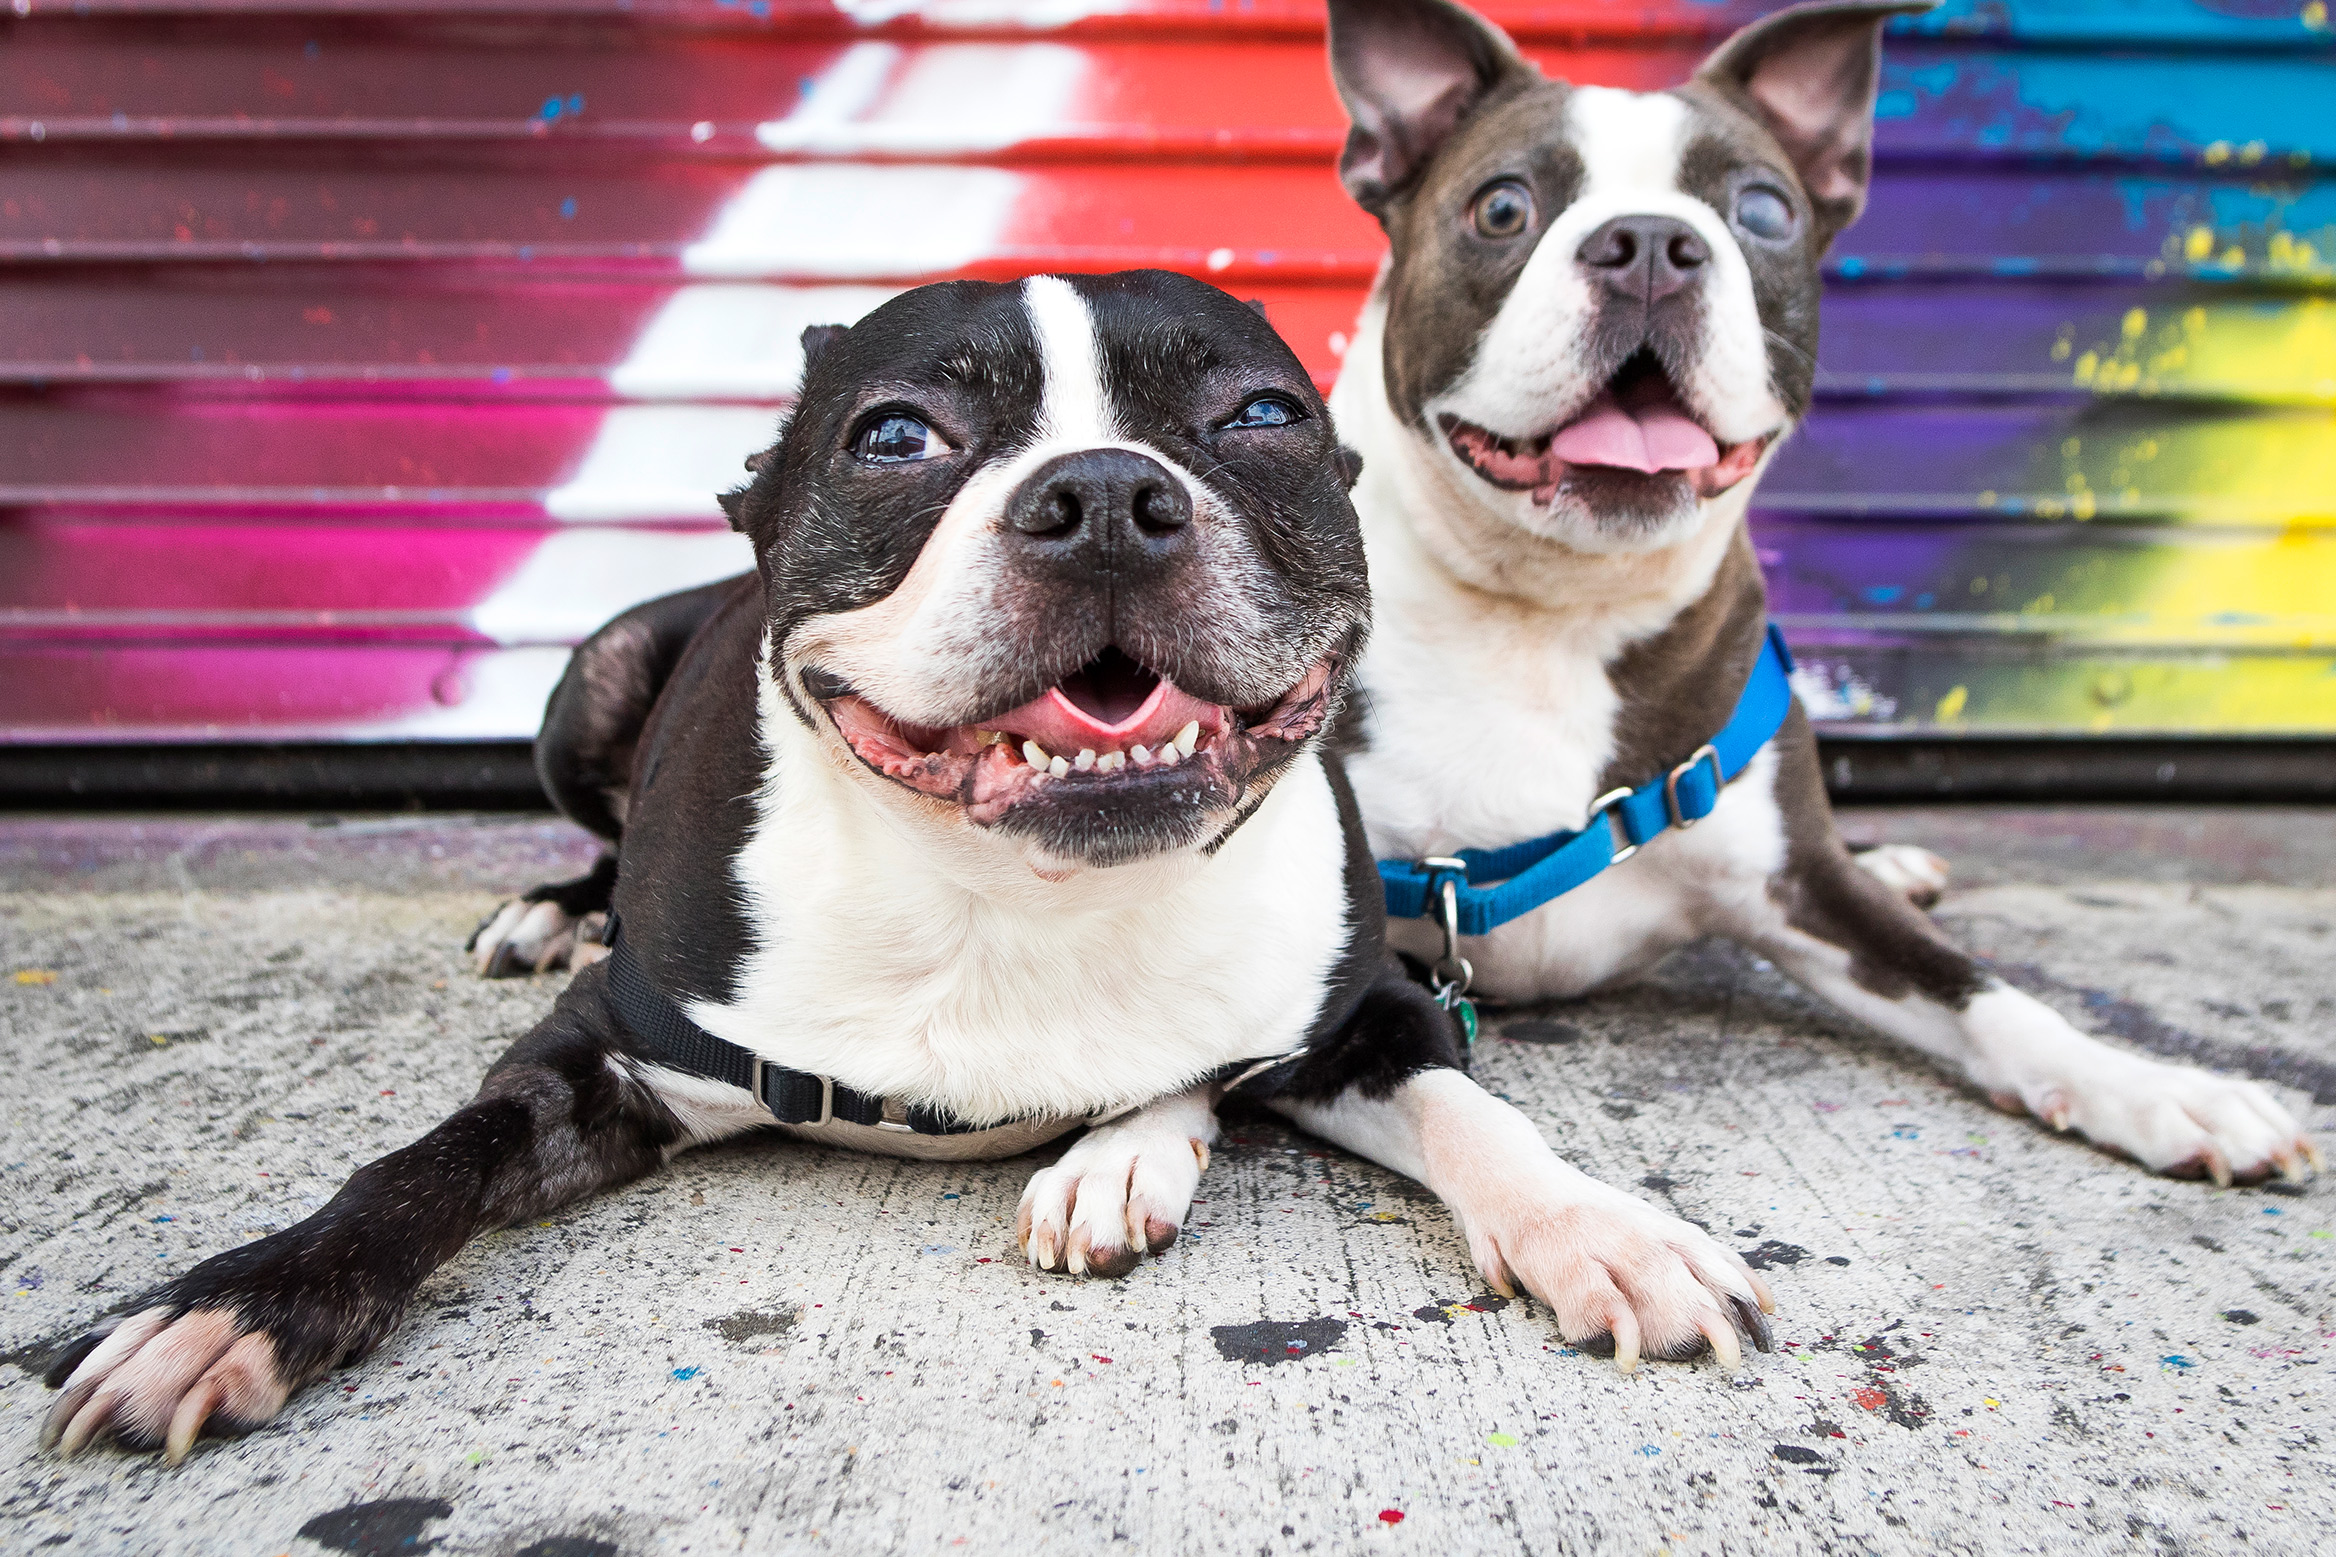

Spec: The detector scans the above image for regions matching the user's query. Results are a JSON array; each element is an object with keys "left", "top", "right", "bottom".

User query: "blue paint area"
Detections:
[
  {"left": 672, "top": 1366, "right": 700, "bottom": 1380},
  {"left": 1915, "top": 0, "right": 2336, "bottom": 46},
  {"left": 1877, "top": 51, "right": 2336, "bottom": 164}
]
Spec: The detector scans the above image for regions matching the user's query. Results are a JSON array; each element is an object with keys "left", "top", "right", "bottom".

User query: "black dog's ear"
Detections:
[
  {"left": 1245, "top": 298, "right": 1268, "bottom": 317},
  {"left": 721, "top": 411, "right": 793, "bottom": 537},
  {"left": 1696, "top": 0, "right": 1937, "bottom": 240},
  {"left": 1325, "top": 0, "right": 1532, "bottom": 217},
  {"left": 798, "top": 323, "right": 851, "bottom": 380},
  {"left": 1335, "top": 446, "right": 1365, "bottom": 490}
]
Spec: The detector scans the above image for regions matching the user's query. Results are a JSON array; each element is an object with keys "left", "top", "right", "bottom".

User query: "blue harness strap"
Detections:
[{"left": 1379, "top": 624, "right": 1798, "bottom": 936}]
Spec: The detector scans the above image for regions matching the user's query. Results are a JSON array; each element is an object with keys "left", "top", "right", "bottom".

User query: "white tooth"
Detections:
[
  {"left": 1098, "top": 751, "right": 1125, "bottom": 773},
  {"left": 1048, "top": 756, "right": 1070, "bottom": 778},
  {"left": 1158, "top": 746, "right": 1181, "bottom": 766},
  {"left": 1173, "top": 721, "right": 1200, "bottom": 756},
  {"left": 1131, "top": 745, "right": 1152, "bottom": 766},
  {"left": 1022, "top": 741, "right": 1049, "bottom": 768},
  {"left": 1075, "top": 749, "right": 1096, "bottom": 772}
]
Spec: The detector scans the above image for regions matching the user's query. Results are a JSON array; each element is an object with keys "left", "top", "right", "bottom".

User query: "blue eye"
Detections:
[
  {"left": 855, "top": 413, "right": 946, "bottom": 463},
  {"left": 1227, "top": 396, "right": 1301, "bottom": 430},
  {"left": 1734, "top": 186, "right": 1796, "bottom": 241}
]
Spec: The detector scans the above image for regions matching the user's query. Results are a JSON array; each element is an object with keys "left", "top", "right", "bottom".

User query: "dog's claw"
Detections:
[{"left": 1728, "top": 1292, "right": 1774, "bottom": 1353}]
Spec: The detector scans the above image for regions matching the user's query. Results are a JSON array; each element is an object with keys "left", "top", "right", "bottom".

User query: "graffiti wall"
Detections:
[{"left": 1, "top": 0, "right": 2329, "bottom": 741}]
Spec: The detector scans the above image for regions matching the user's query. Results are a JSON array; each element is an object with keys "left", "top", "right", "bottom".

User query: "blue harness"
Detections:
[{"left": 1377, "top": 624, "right": 1798, "bottom": 1035}]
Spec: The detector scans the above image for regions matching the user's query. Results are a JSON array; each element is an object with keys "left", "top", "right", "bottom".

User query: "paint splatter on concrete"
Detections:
[{"left": 1208, "top": 1318, "right": 1347, "bottom": 1366}]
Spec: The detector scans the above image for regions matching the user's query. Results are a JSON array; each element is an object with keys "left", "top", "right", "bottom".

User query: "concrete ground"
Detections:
[{"left": 1, "top": 806, "right": 2331, "bottom": 1557}]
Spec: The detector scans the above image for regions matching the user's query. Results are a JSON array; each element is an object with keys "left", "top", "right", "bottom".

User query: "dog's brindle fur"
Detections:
[
  {"left": 44, "top": 272, "right": 1784, "bottom": 1469},
  {"left": 1323, "top": 0, "right": 2316, "bottom": 1197}
]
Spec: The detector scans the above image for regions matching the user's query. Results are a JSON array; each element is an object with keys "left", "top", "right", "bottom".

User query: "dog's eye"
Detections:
[
  {"left": 854, "top": 414, "right": 947, "bottom": 464},
  {"left": 1225, "top": 395, "right": 1303, "bottom": 430},
  {"left": 1470, "top": 180, "right": 1534, "bottom": 240},
  {"left": 1734, "top": 186, "right": 1795, "bottom": 241}
]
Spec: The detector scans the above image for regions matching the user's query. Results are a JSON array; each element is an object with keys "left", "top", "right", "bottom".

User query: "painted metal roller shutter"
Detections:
[{"left": 2, "top": 0, "right": 2330, "bottom": 747}]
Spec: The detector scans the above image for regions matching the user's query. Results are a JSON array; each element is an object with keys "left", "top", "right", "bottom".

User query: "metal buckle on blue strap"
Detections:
[
  {"left": 1380, "top": 623, "right": 1796, "bottom": 935},
  {"left": 1664, "top": 743, "right": 1722, "bottom": 830}
]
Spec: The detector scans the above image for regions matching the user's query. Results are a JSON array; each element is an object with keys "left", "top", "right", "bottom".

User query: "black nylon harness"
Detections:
[{"left": 603, "top": 918, "right": 984, "bottom": 1136}]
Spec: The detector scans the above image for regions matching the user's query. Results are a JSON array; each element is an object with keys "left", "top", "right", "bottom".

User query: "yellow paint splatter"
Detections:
[
  {"left": 13, "top": 969, "right": 57, "bottom": 986},
  {"left": 1936, "top": 686, "right": 1969, "bottom": 722}
]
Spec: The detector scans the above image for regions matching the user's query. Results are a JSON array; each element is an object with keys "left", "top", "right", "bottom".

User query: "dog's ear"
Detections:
[
  {"left": 1335, "top": 446, "right": 1365, "bottom": 490},
  {"left": 1696, "top": 0, "right": 1936, "bottom": 240},
  {"left": 798, "top": 323, "right": 851, "bottom": 381},
  {"left": 720, "top": 411, "right": 794, "bottom": 539},
  {"left": 1325, "top": 0, "right": 1531, "bottom": 217}
]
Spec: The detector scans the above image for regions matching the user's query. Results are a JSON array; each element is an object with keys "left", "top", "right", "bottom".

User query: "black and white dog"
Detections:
[
  {"left": 1323, "top": 0, "right": 2317, "bottom": 1184},
  {"left": 42, "top": 271, "right": 1778, "bottom": 1467}
]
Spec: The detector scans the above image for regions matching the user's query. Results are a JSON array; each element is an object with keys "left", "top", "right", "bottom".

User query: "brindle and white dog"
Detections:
[{"left": 1321, "top": 0, "right": 2317, "bottom": 1200}]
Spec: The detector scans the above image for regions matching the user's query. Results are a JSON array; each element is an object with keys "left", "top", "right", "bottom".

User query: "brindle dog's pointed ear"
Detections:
[
  {"left": 798, "top": 323, "right": 851, "bottom": 380},
  {"left": 1696, "top": 0, "right": 1937, "bottom": 240},
  {"left": 1325, "top": 0, "right": 1533, "bottom": 218}
]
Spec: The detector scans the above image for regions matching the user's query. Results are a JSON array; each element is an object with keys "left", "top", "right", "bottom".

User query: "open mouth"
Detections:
[
  {"left": 813, "top": 646, "right": 1339, "bottom": 825},
  {"left": 1441, "top": 350, "right": 1770, "bottom": 507}
]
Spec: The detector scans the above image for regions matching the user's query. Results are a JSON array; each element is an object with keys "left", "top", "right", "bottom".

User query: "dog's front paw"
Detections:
[
  {"left": 467, "top": 899, "right": 608, "bottom": 978},
  {"left": 1999, "top": 1054, "right": 2319, "bottom": 1186},
  {"left": 1016, "top": 1119, "right": 1211, "bottom": 1279},
  {"left": 1851, "top": 843, "right": 1950, "bottom": 907},
  {"left": 1462, "top": 1180, "right": 1775, "bottom": 1373},
  {"left": 40, "top": 1228, "right": 387, "bottom": 1464}
]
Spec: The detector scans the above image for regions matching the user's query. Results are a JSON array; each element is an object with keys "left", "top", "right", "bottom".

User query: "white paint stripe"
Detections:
[
  {"left": 542, "top": 406, "right": 777, "bottom": 523},
  {"left": 606, "top": 284, "right": 898, "bottom": 400},
  {"left": 1024, "top": 275, "right": 1115, "bottom": 444},
  {"left": 681, "top": 165, "right": 1026, "bottom": 280},
  {"left": 757, "top": 44, "right": 1087, "bottom": 155},
  {"left": 831, "top": 0, "right": 1129, "bottom": 28},
  {"left": 364, "top": 647, "right": 574, "bottom": 739},
  {"left": 467, "top": 529, "right": 753, "bottom": 646}
]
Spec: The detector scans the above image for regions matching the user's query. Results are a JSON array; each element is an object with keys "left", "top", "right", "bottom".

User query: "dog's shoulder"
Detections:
[{"left": 608, "top": 573, "right": 767, "bottom": 1005}]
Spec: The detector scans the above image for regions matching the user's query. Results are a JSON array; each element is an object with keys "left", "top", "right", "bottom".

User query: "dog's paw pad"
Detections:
[
  {"left": 1472, "top": 1189, "right": 1774, "bottom": 1373},
  {"left": 2039, "top": 1062, "right": 2315, "bottom": 1187},
  {"left": 1016, "top": 1130, "right": 1210, "bottom": 1279},
  {"left": 467, "top": 900, "right": 605, "bottom": 978},
  {"left": 43, "top": 1306, "right": 291, "bottom": 1465},
  {"left": 1852, "top": 843, "right": 1950, "bottom": 907}
]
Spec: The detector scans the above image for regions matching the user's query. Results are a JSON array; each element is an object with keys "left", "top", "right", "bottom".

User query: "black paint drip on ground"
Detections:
[
  {"left": 1740, "top": 1241, "right": 1809, "bottom": 1271},
  {"left": 703, "top": 1307, "right": 798, "bottom": 1346},
  {"left": 297, "top": 1498, "right": 453, "bottom": 1557},
  {"left": 1209, "top": 1317, "right": 1348, "bottom": 1366},
  {"left": 514, "top": 1540, "right": 619, "bottom": 1557},
  {"left": 1996, "top": 961, "right": 2336, "bottom": 1104}
]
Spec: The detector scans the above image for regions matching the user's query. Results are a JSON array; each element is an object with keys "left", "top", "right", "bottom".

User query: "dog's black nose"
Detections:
[
  {"left": 1003, "top": 448, "right": 1194, "bottom": 580},
  {"left": 1577, "top": 215, "right": 1710, "bottom": 304}
]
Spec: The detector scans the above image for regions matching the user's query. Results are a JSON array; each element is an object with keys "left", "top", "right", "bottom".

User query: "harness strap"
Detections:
[
  {"left": 1379, "top": 624, "right": 1797, "bottom": 937},
  {"left": 603, "top": 920, "right": 982, "bottom": 1136}
]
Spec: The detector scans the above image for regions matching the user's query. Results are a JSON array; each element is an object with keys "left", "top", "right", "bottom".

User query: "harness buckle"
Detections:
[
  {"left": 1587, "top": 787, "right": 1638, "bottom": 864},
  {"left": 1664, "top": 744, "right": 1722, "bottom": 830},
  {"left": 1417, "top": 858, "right": 1476, "bottom": 1045}
]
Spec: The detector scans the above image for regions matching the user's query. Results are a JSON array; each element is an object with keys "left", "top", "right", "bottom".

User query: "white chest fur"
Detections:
[
  {"left": 687, "top": 670, "right": 1353, "bottom": 1125},
  {"left": 1331, "top": 293, "right": 1789, "bottom": 1001}
]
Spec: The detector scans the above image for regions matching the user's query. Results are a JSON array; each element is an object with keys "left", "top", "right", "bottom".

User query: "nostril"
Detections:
[
  {"left": 1131, "top": 481, "right": 1190, "bottom": 534},
  {"left": 1581, "top": 230, "right": 1637, "bottom": 269},
  {"left": 1667, "top": 232, "right": 1709, "bottom": 270}
]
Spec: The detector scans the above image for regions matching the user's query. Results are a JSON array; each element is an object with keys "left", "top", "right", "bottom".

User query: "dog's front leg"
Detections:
[
  {"left": 40, "top": 965, "right": 693, "bottom": 1464},
  {"left": 1017, "top": 1084, "right": 1221, "bottom": 1278},
  {"left": 1250, "top": 971, "right": 1773, "bottom": 1371},
  {"left": 1271, "top": 1071, "right": 1773, "bottom": 1371}
]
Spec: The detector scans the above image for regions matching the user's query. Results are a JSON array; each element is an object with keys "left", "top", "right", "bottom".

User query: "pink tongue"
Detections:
[
  {"left": 989, "top": 678, "right": 1217, "bottom": 754},
  {"left": 1549, "top": 390, "right": 1720, "bottom": 474}
]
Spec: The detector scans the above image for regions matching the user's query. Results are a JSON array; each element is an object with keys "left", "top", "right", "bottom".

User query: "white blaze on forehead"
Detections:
[
  {"left": 1569, "top": 85, "right": 1691, "bottom": 199},
  {"left": 1024, "top": 274, "right": 1118, "bottom": 446}
]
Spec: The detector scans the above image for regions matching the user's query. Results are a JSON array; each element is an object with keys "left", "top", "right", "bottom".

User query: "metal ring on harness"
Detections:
[
  {"left": 1588, "top": 786, "right": 1639, "bottom": 863},
  {"left": 1663, "top": 744, "right": 1723, "bottom": 830},
  {"left": 1422, "top": 861, "right": 1474, "bottom": 1004}
]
